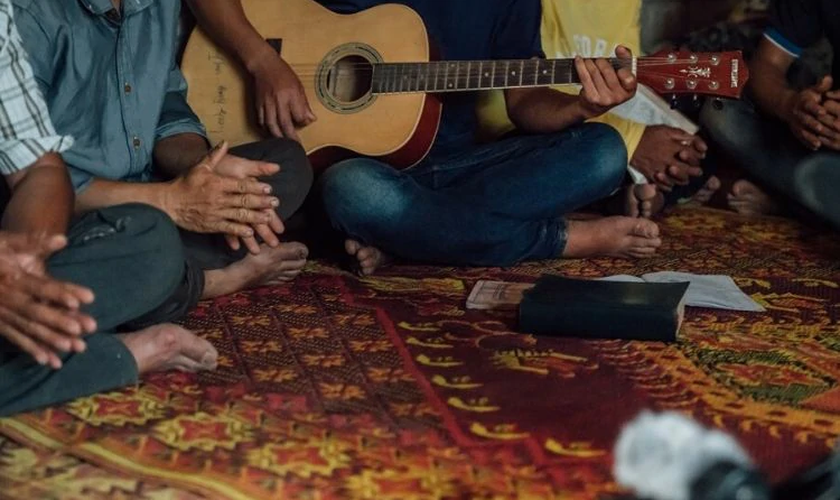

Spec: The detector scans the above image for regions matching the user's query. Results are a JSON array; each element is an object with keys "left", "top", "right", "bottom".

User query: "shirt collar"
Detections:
[{"left": 78, "top": 0, "right": 154, "bottom": 17}]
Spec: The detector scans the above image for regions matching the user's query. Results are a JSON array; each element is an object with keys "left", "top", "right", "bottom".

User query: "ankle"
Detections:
[{"left": 202, "top": 268, "right": 238, "bottom": 299}]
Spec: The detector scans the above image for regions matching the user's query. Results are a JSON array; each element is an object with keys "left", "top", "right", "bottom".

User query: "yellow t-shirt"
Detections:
[{"left": 476, "top": 0, "right": 647, "bottom": 158}]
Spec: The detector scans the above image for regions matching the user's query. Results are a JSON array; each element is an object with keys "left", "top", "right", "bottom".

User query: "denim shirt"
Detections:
[{"left": 12, "top": 0, "right": 206, "bottom": 191}]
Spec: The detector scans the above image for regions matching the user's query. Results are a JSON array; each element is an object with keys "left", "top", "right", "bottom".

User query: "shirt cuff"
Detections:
[
  {"left": 155, "top": 119, "right": 208, "bottom": 142},
  {"left": 764, "top": 29, "right": 803, "bottom": 58},
  {"left": 0, "top": 135, "right": 74, "bottom": 175}
]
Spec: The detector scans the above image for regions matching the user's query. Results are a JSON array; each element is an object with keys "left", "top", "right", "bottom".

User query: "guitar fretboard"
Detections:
[{"left": 370, "top": 58, "right": 628, "bottom": 94}]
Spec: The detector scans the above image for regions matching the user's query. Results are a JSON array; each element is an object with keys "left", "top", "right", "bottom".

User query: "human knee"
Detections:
[
  {"left": 576, "top": 123, "right": 628, "bottom": 186},
  {"left": 700, "top": 99, "right": 751, "bottom": 151},
  {"left": 793, "top": 153, "right": 840, "bottom": 204},
  {"left": 319, "top": 160, "right": 411, "bottom": 232},
  {"left": 263, "top": 138, "right": 313, "bottom": 187},
  {"left": 257, "top": 139, "right": 314, "bottom": 218},
  {"left": 105, "top": 203, "right": 184, "bottom": 281}
]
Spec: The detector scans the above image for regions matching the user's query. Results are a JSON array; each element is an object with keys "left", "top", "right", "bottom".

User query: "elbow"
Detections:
[{"left": 505, "top": 99, "right": 530, "bottom": 132}]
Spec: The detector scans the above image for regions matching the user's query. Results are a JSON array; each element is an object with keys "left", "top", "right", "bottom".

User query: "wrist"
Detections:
[
  {"left": 243, "top": 42, "right": 278, "bottom": 76},
  {"left": 574, "top": 99, "right": 600, "bottom": 122},
  {"left": 156, "top": 180, "right": 181, "bottom": 223},
  {"left": 778, "top": 90, "right": 799, "bottom": 124}
]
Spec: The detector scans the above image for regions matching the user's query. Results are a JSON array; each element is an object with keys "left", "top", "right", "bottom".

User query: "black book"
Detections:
[{"left": 518, "top": 275, "right": 689, "bottom": 342}]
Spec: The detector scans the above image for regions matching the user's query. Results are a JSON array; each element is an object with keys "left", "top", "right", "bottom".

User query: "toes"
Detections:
[
  {"left": 345, "top": 240, "right": 361, "bottom": 256},
  {"left": 626, "top": 237, "right": 661, "bottom": 258},
  {"left": 289, "top": 242, "right": 309, "bottom": 260},
  {"left": 200, "top": 351, "right": 218, "bottom": 370},
  {"left": 278, "top": 258, "right": 307, "bottom": 271},
  {"left": 640, "top": 200, "right": 653, "bottom": 219},
  {"left": 172, "top": 355, "right": 204, "bottom": 373},
  {"left": 178, "top": 330, "right": 218, "bottom": 364},
  {"left": 628, "top": 248, "right": 657, "bottom": 258},
  {"left": 360, "top": 256, "right": 378, "bottom": 270},
  {"left": 274, "top": 242, "right": 307, "bottom": 259},
  {"left": 357, "top": 247, "right": 375, "bottom": 261},
  {"left": 269, "top": 268, "right": 304, "bottom": 283},
  {"left": 637, "top": 184, "right": 657, "bottom": 201},
  {"left": 632, "top": 219, "right": 660, "bottom": 239}
]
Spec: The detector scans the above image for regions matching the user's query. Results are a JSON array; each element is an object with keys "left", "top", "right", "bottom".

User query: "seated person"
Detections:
[
  {"left": 188, "top": 0, "right": 663, "bottom": 276},
  {"left": 477, "top": 0, "right": 716, "bottom": 218},
  {"left": 701, "top": 0, "right": 840, "bottom": 229},
  {"left": 12, "top": 0, "right": 314, "bottom": 301},
  {"left": 0, "top": 1, "right": 216, "bottom": 416}
]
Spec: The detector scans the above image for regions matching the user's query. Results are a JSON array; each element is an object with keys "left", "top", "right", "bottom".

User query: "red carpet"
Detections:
[{"left": 2, "top": 207, "right": 840, "bottom": 499}]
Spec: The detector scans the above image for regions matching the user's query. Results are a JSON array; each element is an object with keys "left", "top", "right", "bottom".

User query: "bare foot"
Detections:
[
  {"left": 688, "top": 175, "right": 721, "bottom": 205},
  {"left": 203, "top": 242, "right": 308, "bottom": 298},
  {"left": 625, "top": 183, "right": 665, "bottom": 218},
  {"left": 118, "top": 324, "right": 218, "bottom": 375},
  {"left": 563, "top": 217, "right": 662, "bottom": 259},
  {"left": 346, "top": 239, "right": 390, "bottom": 276},
  {"left": 727, "top": 179, "right": 780, "bottom": 216}
]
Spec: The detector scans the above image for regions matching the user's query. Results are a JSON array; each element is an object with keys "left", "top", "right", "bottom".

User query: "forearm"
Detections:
[
  {"left": 750, "top": 39, "right": 799, "bottom": 124},
  {"left": 1, "top": 154, "right": 73, "bottom": 234},
  {"left": 750, "top": 60, "right": 798, "bottom": 123},
  {"left": 74, "top": 178, "right": 171, "bottom": 216},
  {"left": 505, "top": 88, "right": 592, "bottom": 134},
  {"left": 153, "top": 133, "right": 209, "bottom": 179},
  {"left": 186, "top": 0, "right": 274, "bottom": 73}
]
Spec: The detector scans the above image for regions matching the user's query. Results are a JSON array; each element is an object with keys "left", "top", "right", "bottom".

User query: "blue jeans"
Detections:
[
  {"left": 319, "top": 123, "right": 627, "bottom": 267},
  {"left": 700, "top": 98, "right": 840, "bottom": 229}
]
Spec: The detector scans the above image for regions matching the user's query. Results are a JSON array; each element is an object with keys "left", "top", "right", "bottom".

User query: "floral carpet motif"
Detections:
[{"left": 2, "top": 207, "right": 840, "bottom": 499}]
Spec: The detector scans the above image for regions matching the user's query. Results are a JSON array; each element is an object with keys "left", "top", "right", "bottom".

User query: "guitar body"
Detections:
[
  {"left": 181, "top": 0, "right": 441, "bottom": 169},
  {"left": 183, "top": 0, "right": 748, "bottom": 170}
]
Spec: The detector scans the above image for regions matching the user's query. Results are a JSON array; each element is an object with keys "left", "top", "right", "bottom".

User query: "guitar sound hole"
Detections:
[{"left": 326, "top": 55, "right": 373, "bottom": 103}]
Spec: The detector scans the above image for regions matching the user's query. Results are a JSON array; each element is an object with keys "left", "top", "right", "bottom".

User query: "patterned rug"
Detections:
[{"left": 2, "top": 206, "right": 840, "bottom": 500}]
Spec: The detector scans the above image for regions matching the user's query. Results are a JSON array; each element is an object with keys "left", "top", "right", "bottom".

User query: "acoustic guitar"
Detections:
[{"left": 181, "top": 0, "right": 748, "bottom": 170}]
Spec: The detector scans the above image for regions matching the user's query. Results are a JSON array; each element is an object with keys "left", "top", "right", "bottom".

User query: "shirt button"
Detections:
[
  {"left": 124, "top": 83, "right": 132, "bottom": 94},
  {"left": 132, "top": 136, "right": 141, "bottom": 149}
]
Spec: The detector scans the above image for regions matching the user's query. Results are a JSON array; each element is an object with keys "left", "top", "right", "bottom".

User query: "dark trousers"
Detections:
[
  {"left": 180, "top": 138, "right": 314, "bottom": 271},
  {"left": 0, "top": 139, "right": 312, "bottom": 416},
  {"left": 0, "top": 204, "right": 196, "bottom": 416},
  {"left": 700, "top": 98, "right": 840, "bottom": 229}
]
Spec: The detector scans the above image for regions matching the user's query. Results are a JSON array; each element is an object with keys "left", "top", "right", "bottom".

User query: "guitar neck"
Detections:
[{"left": 370, "top": 58, "right": 632, "bottom": 94}]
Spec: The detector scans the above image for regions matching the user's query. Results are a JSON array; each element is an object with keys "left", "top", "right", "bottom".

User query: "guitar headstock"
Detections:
[{"left": 636, "top": 50, "right": 749, "bottom": 99}]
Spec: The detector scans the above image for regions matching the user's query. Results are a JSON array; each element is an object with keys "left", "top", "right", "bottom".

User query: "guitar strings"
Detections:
[
  {"left": 273, "top": 57, "right": 723, "bottom": 68},
  {"left": 280, "top": 60, "right": 735, "bottom": 78}
]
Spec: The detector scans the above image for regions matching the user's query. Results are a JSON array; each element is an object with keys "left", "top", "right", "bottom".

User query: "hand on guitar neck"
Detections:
[{"left": 574, "top": 45, "right": 638, "bottom": 120}]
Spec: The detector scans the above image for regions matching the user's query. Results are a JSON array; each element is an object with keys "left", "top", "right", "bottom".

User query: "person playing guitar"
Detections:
[{"left": 188, "top": 0, "right": 664, "bottom": 275}]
